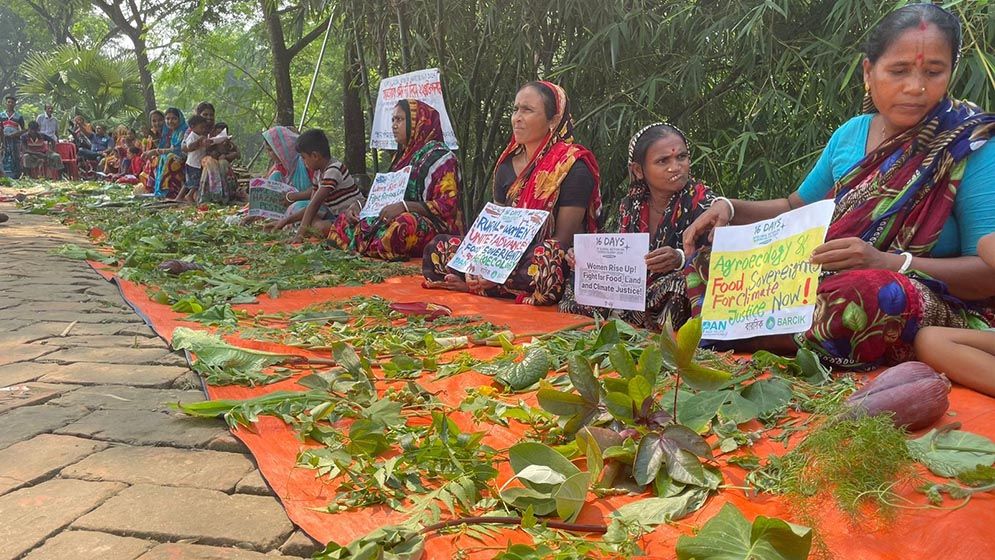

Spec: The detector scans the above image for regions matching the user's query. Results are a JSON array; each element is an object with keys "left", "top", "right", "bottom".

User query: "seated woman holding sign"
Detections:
[
  {"left": 561, "top": 123, "right": 715, "bottom": 330},
  {"left": 682, "top": 3, "right": 995, "bottom": 369},
  {"left": 423, "top": 81, "right": 602, "bottom": 305},
  {"left": 327, "top": 99, "right": 463, "bottom": 260}
]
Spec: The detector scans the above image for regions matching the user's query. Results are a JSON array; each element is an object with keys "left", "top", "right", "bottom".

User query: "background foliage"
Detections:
[{"left": 8, "top": 0, "right": 995, "bottom": 217}]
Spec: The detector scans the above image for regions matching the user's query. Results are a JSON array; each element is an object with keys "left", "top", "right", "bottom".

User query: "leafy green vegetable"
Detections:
[
  {"left": 675, "top": 503, "right": 812, "bottom": 560},
  {"left": 495, "top": 346, "right": 552, "bottom": 391},
  {"left": 908, "top": 428, "right": 995, "bottom": 478},
  {"left": 171, "top": 327, "right": 295, "bottom": 371}
]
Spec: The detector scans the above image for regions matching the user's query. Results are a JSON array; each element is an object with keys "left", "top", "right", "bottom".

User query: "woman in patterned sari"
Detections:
[
  {"left": 328, "top": 99, "right": 463, "bottom": 260},
  {"left": 561, "top": 123, "right": 714, "bottom": 329},
  {"left": 150, "top": 108, "right": 187, "bottom": 198},
  {"left": 682, "top": 4, "right": 995, "bottom": 369},
  {"left": 423, "top": 81, "right": 602, "bottom": 305},
  {"left": 139, "top": 111, "right": 164, "bottom": 192}
]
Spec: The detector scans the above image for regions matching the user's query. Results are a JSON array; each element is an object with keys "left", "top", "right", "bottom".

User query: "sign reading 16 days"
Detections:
[{"left": 701, "top": 200, "right": 835, "bottom": 340}]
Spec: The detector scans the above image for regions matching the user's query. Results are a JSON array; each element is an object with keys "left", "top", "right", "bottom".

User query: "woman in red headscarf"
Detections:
[
  {"left": 422, "top": 81, "right": 602, "bottom": 305},
  {"left": 328, "top": 99, "right": 463, "bottom": 260}
]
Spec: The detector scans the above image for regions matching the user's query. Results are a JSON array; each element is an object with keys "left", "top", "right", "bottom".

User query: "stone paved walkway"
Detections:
[{"left": 0, "top": 203, "right": 322, "bottom": 560}]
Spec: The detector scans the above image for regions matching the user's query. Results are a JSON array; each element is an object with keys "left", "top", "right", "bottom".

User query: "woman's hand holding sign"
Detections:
[
  {"left": 810, "top": 237, "right": 900, "bottom": 272},
  {"left": 645, "top": 247, "right": 683, "bottom": 274}
]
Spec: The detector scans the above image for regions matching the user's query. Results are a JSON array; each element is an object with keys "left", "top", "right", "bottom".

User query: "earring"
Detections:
[{"left": 864, "top": 83, "right": 870, "bottom": 93}]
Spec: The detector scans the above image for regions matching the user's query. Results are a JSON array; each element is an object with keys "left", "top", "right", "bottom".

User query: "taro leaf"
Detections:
[
  {"left": 678, "top": 390, "right": 728, "bottom": 434},
  {"left": 537, "top": 382, "right": 589, "bottom": 416},
  {"left": 567, "top": 354, "right": 601, "bottom": 404},
  {"left": 741, "top": 378, "right": 793, "bottom": 419},
  {"left": 675, "top": 503, "right": 813, "bottom": 560},
  {"left": 719, "top": 391, "right": 760, "bottom": 425},
  {"left": 637, "top": 344, "right": 665, "bottom": 385},
  {"left": 495, "top": 346, "right": 551, "bottom": 391},
  {"left": 907, "top": 429, "right": 995, "bottom": 478},
  {"left": 500, "top": 486, "right": 557, "bottom": 516},
  {"left": 554, "top": 471, "right": 591, "bottom": 523},
  {"left": 795, "top": 348, "right": 831, "bottom": 385},
  {"left": 609, "top": 343, "right": 638, "bottom": 380},
  {"left": 604, "top": 391, "right": 636, "bottom": 422},
  {"left": 514, "top": 464, "right": 568, "bottom": 486},
  {"left": 171, "top": 327, "right": 294, "bottom": 371}
]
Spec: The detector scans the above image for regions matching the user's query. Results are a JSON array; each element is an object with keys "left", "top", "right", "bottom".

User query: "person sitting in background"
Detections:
[
  {"left": 36, "top": 104, "right": 59, "bottom": 141},
  {"left": 681, "top": 4, "right": 995, "bottom": 368},
  {"left": 140, "top": 110, "right": 165, "bottom": 192},
  {"left": 423, "top": 81, "right": 601, "bottom": 305},
  {"left": 101, "top": 125, "right": 132, "bottom": 175},
  {"left": 248, "top": 126, "right": 312, "bottom": 225},
  {"left": 20, "top": 121, "right": 64, "bottom": 178},
  {"left": 150, "top": 108, "right": 188, "bottom": 198},
  {"left": 561, "top": 123, "right": 714, "bottom": 330},
  {"left": 174, "top": 114, "right": 211, "bottom": 202},
  {"left": 76, "top": 120, "right": 104, "bottom": 162},
  {"left": 111, "top": 146, "right": 144, "bottom": 184},
  {"left": 328, "top": 99, "right": 464, "bottom": 260},
  {"left": 915, "top": 233, "right": 995, "bottom": 396},
  {"left": 199, "top": 121, "right": 240, "bottom": 204},
  {"left": 269, "top": 129, "right": 364, "bottom": 243}
]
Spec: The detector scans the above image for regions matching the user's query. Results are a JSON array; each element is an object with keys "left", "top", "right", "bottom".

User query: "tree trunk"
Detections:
[
  {"left": 131, "top": 32, "right": 157, "bottom": 115},
  {"left": 261, "top": 1, "right": 295, "bottom": 126},
  {"left": 343, "top": 41, "right": 368, "bottom": 180}
]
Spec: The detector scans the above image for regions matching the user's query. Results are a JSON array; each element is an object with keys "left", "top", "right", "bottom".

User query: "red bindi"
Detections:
[{"left": 919, "top": 19, "right": 928, "bottom": 31}]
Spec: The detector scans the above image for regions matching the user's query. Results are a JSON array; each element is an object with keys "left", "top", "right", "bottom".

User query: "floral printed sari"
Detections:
[
  {"left": 328, "top": 100, "right": 463, "bottom": 260},
  {"left": 423, "top": 81, "right": 602, "bottom": 305}
]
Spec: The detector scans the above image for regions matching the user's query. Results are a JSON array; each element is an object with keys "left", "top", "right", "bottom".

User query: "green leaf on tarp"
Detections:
[
  {"left": 675, "top": 316, "right": 703, "bottom": 368},
  {"left": 55, "top": 243, "right": 117, "bottom": 265},
  {"left": 554, "top": 471, "right": 591, "bottom": 523},
  {"left": 675, "top": 503, "right": 813, "bottom": 560},
  {"left": 634, "top": 433, "right": 666, "bottom": 486},
  {"left": 795, "top": 348, "right": 831, "bottom": 385},
  {"left": 628, "top": 375, "right": 653, "bottom": 405},
  {"left": 604, "top": 391, "right": 635, "bottom": 421},
  {"left": 187, "top": 304, "right": 238, "bottom": 327},
  {"left": 608, "top": 486, "right": 710, "bottom": 528},
  {"left": 741, "top": 378, "right": 793, "bottom": 419},
  {"left": 500, "top": 486, "right": 557, "bottom": 516},
  {"left": 171, "top": 327, "right": 294, "bottom": 371},
  {"left": 332, "top": 341, "right": 366, "bottom": 378},
  {"left": 682, "top": 362, "right": 734, "bottom": 392},
  {"left": 666, "top": 448, "right": 708, "bottom": 486},
  {"left": 637, "top": 344, "right": 664, "bottom": 385},
  {"left": 576, "top": 426, "right": 621, "bottom": 484},
  {"left": 495, "top": 346, "right": 551, "bottom": 391},
  {"left": 719, "top": 391, "right": 760, "bottom": 425},
  {"left": 290, "top": 310, "right": 351, "bottom": 324},
  {"left": 908, "top": 429, "right": 995, "bottom": 478},
  {"left": 678, "top": 390, "right": 728, "bottom": 434},
  {"left": 537, "top": 382, "right": 589, "bottom": 416},
  {"left": 567, "top": 354, "right": 601, "bottom": 404},
  {"left": 609, "top": 343, "right": 638, "bottom": 379},
  {"left": 513, "top": 464, "right": 568, "bottom": 486},
  {"left": 315, "top": 524, "right": 424, "bottom": 560},
  {"left": 508, "top": 442, "right": 580, "bottom": 490}
]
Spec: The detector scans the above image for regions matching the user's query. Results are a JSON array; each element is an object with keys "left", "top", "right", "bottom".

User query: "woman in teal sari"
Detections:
[{"left": 152, "top": 107, "right": 187, "bottom": 198}]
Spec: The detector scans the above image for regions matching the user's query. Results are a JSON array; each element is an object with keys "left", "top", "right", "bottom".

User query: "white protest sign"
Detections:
[
  {"left": 701, "top": 199, "right": 835, "bottom": 340},
  {"left": 370, "top": 68, "right": 458, "bottom": 150},
  {"left": 359, "top": 166, "right": 412, "bottom": 219},
  {"left": 447, "top": 203, "right": 549, "bottom": 284},
  {"left": 248, "top": 177, "right": 297, "bottom": 220},
  {"left": 573, "top": 233, "right": 650, "bottom": 312}
]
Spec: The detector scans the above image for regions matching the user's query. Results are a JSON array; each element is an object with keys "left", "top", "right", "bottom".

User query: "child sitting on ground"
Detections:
[
  {"left": 175, "top": 115, "right": 211, "bottom": 203},
  {"left": 268, "top": 128, "right": 364, "bottom": 243},
  {"left": 112, "top": 146, "right": 144, "bottom": 184},
  {"left": 914, "top": 232, "right": 995, "bottom": 397}
]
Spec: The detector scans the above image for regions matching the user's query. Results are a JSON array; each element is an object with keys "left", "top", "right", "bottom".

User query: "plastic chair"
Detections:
[{"left": 56, "top": 142, "right": 79, "bottom": 180}]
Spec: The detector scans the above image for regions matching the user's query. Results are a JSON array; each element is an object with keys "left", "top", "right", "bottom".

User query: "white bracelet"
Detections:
[
  {"left": 713, "top": 197, "right": 735, "bottom": 222},
  {"left": 676, "top": 248, "right": 686, "bottom": 270},
  {"left": 402, "top": 200, "right": 410, "bottom": 213},
  {"left": 898, "top": 251, "right": 913, "bottom": 274}
]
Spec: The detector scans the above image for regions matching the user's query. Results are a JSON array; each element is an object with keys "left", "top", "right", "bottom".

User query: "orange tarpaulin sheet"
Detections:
[{"left": 90, "top": 263, "right": 995, "bottom": 559}]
